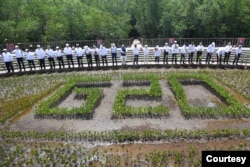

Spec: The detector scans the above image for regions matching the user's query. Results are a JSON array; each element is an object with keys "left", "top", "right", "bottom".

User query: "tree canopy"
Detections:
[{"left": 1, "top": 0, "right": 250, "bottom": 45}]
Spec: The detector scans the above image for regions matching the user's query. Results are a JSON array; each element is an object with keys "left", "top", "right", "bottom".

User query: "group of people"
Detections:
[
  {"left": 0, "top": 43, "right": 125, "bottom": 73},
  {"left": 136, "top": 41, "right": 243, "bottom": 66},
  {"left": 0, "top": 41, "right": 244, "bottom": 73}
]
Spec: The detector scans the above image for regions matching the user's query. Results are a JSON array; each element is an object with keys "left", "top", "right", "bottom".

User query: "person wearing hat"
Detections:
[
  {"left": 196, "top": 42, "right": 204, "bottom": 64},
  {"left": 63, "top": 43, "right": 74, "bottom": 68},
  {"left": 75, "top": 44, "right": 84, "bottom": 67},
  {"left": 142, "top": 45, "right": 149, "bottom": 64},
  {"left": 163, "top": 43, "right": 170, "bottom": 64},
  {"left": 84, "top": 45, "right": 93, "bottom": 67},
  {"left": 120, "top": 44, "right": 126, "bottom": 65},
  {"left": 92, "top": 45, "right": 100, "bottom": 67},
  {"left": 154, "top": 45, "right": 161, "bottom": 64},
  {"left": 54, "top": 46, "right": 65, "bottom": 69},
  {"left": 216, "top": 48, "right": 225, "bottom": 65},
  {"left": 24, "top": 49, "right": 36, "bottom": 70},
  {"left": 233, "top": 45, "right": 242, "bottom": 65},
  {"left": 35, "top": 45, "right": 46, "bottom": 70},
  {"left": 45, "top": 46, "right": 56, "bottom": 69},
  {"left": 99, "top": 45, "right": 108, "bottom": 66},
  {"left": 206, "top": 42, "right": 215, "bottom": 64},
  {"left": 171, "top": 41, "right": 179, "bottom": 64},
  {"left": 110, "top": 43, "right": 117, "bottom": 66},
  {"left": 1, "top": 49, "right": 14, "bottom": 73},
  {"left": 12, "top": 45, "right": 26, "bottom": 71}
]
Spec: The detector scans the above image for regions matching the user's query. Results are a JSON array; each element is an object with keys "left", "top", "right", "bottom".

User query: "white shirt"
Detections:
[
  {"left": 75, "top": 47, "right": 84, "bottom": 57},
  {"left": 99, "top": 47, "right": 107, "bottom": 56},
  {"left": 64, "top": 47, "right": 72, "bottom": 55},
  {"left": 12, "top": 49, "right": 23, "bottom": 58},
  {"left": 133, "top": 47, "right": 139, "bottom": 55},
  {"left": 25, "top": 51, "right": 35, "bottom": 60},
  {"left": 196, "top": 44, "right": 204, "bottom": 51},
  {"left": 235, "top": 47, "right": 242, "bottom": 54},
  {"left": 164, "top": 45, "right": 170, "bottom": 52},
  {"left": 188, "top": 44, "right": 195, "bottom": 53},
  {"left": 92, "top": 48, "right": 100, "bottom": 55},
  {"left": 46, "top": 49, "right": 54, "bottom": 58},
  {"left": 111, "top": 46, "right": 117, "bottom": 53},
  {"left": 54, "top": 50, "right": 63, "bottom": 57},
  {"left": 154, "top": 48, "right": 161, "bottom": 57},
  {"left": 1, "top": 52, "right": 13, "bottom": 62},
  {"left": 207, "top": 44, "right": 214, "bottom": 53},
  {"left": 224, "top": 45, "right": 232, "bottom": 53},
  {"left": 181, "top": 45, "right": 186, "bottom": 54},
  {"left": 216, "top": 48, "right": 225, "bottom": 55},
  {"left": 143, "top": 47, "right": 149, "bottom": 56},
  {"left": 172, "top": 44, "right": 179, "bottom": 54},
  {"left": 85, "top": 48, "right": 92, "bottom": 55},
  {"left": 35, "top": 48, "right": 45, "bottom": 59}
]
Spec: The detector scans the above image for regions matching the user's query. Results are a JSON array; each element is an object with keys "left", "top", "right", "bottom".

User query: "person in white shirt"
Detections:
[
  {"left": 133, "top": 44, "right": 140, "bottom": 65},
  {"left": 154, "top": 45, "right": 161, "bottom": 64},
  {"left": 110, "top": 43, "right": 117, "bottom": 66},
  {"left": 24, "top": 49, "right": 36, "bottom": 70},
  {"left": 233, "top": 45, "right": 242, "bottom": 65},
  {"left": 1, "top": 49, "right": 14, "bottom": 73},
  {"left": 216, "top": 48, "right": 225, "bottom": 65},
  {"left": 12, "top": 45, "right": 25, "bottom": 71},
  {"left": 163, "top": 43, "right": 170, "bottom": 64},
  {"left": 188, "top": 42, "right": 195, "bottom": 64},
  {"left": 45, "top": 46, "right": 55, "bottom": 69},
  {"left": 63, "top": 43, "right": 74, "bottom": 68},
  {"left": 85, "top": 45, "right": 93, "bottom": 67},
  {"left": 99, "top": 45, "right": 108, "bottom": 66},
  {"left": 205, "top": 42, "right": 215, "bottom": 64},
  {"left": 120, "top": 44, "right": 126, "bottom": 65},
  {"left": 35, "top": 45, "right": 46, "bottom": 70},
  {"left": 92, "top": 45, "right": 100, "bottom": 67},
  {"left": 142, "top": 45, "right": 149, "bottom": 64},
  {"left": 171, "top": 41, "right": 179, "bottom": 64},
  {"left": 54, "top": 46, "right": 65, "bottom": 69},
  {"left": 180, "top": 43, "right": 186, "bottom": 64},
  {"left": 75, "top": 44, "right": 84, "bottom": 67},
  {"left": 224, "top": 42, "right": 233, "bottom": 64},
  {"left": 196, "top": 42, "right": 204, "bottom": 64}
]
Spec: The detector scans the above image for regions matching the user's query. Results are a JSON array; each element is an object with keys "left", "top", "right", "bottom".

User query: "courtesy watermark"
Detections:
[{"left": 202, "top": 151, "right": 250, "bottom": 167}]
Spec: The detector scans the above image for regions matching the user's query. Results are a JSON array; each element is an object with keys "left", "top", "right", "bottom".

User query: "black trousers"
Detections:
[
  {"left": 16, "top": 57, "right": 25, "bottom": 71},
  {"left": 155, "top": 56, "right": 159, "bottom": 64},
  {"left": 111, "top": 53, "right": 117, "bottom": 66},
  {"left": 94, "top": 55, "right": 100, "bottom": 67},
  {"left": 134, "top": 55, "right": 139, "bottom": 65},
  {"left": 224, "top": 52, "right": 231, "bottom": 64},
  {"left": 27, "top": 60, "right": 36, "bottom": 70},
  {"left": 48, "top": 57, "right": 55, "bottom": 69},
  {"left": 172, "top": 53, "right": 177, "bottom": 64},
  {"left": 196, "top": 51, "right": 202, "bottom": 64},
  {"left": 217, "top": 54, "right": 223, "bottom": 65},
  {"left": 101, "top": 55, "right": 108, "bottom": 66},
  {"left": 57, "top": 56, "right": 65, "bottom": 69},
  {"left": 163, "top": 52, "right": 168, "bottom": 64},
  {"left": 77, "top": 56, "right": 83, "bottom": 67},
  {"left": 206, "top": 53, "right": 212, "bottom": 64},
  {"left": 180, "top": 53, "right": 185, "bottom": 64},
  {"left": 188, "top": 52, "right": 194, "bottom": 64},
  {"left": 86, "top": 54, "right": 92, "bottom": 67},
  {"left": 66, "top": 54, "right": 74, "bottom": 68},
  {"left": 38, "top": 59, "right": 45, "bottom": 70},
  {"left": 5, "top": 62, "right": 14, "bottom": 73},
  {"left": 233, "top": 53, "right": 241, "bottom": 65}
]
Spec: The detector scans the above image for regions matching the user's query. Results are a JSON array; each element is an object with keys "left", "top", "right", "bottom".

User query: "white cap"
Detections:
[
  {"left": 212, "top": 42, "right": 215, "bottom": 45},
  {"left": 165, "top": 43, "right": 168, "bottom": 45},
  {"left": 56, "top": 46, "right": 59, "bottom": 49},
  {"left": 25, "top": 49, "right": 29, "bottom": 52},
  {"left": 15, "top": 45, "right": 19, "bottom": 48},
  {"left": 145, "top": 45, "right": 148, "bottom": 47},
  {"left": 76, "top": 44, "right": 79, "bottom": 46},
  {"left": 66, "top": 43, "right": 69, "bottom": 46},
  {"left": 3, "top": 49, "right": 7, "bottom": 51},
  {"left": 37, "top": 45, "right": 41, "bottom": 48}
]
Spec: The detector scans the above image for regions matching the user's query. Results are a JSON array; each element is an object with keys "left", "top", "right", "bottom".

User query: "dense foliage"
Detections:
[{"left": 1, "top": 0, "right": 250, "bottom": 46}]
